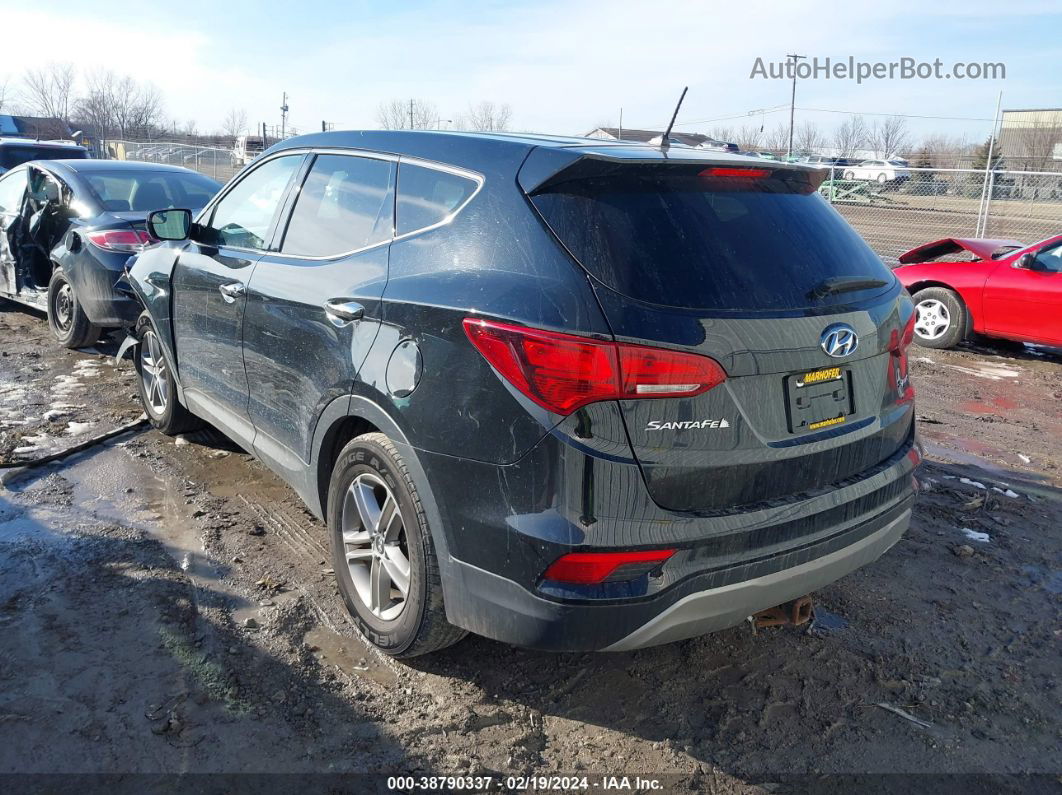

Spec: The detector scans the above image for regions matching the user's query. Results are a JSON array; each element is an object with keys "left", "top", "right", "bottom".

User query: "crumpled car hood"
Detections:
[{"left": 898, "top": 237, "right": 1025, "bottom": 264}]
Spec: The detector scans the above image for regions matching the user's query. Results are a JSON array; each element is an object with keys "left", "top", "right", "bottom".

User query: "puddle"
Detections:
[
  {"left": 303, "top": 625, "right": 399, "bottom": 687},
  {"left": 6, "top": 442, "right": 252, "bottom": 606},
  {"left": 961, "top": 396, "right": 1017, "bottom": 414},
  {"left": 811, "top": 608, "right": 848, "bottom": 632}
]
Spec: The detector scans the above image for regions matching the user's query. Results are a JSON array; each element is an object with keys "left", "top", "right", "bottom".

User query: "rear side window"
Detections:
[
  {"left": 396, "top": 163, "right": 478, "bottom": 236},
  {"left": 281, "top": 154, "right": 395, "bottom": 257},
  {"left": 531, "top": 168, "right": 894, "bottom": 311}
]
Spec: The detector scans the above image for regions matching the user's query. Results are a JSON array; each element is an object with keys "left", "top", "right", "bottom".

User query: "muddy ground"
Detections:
[{"left": 0, "top": 302, "right": 1059, "bottom": 792}]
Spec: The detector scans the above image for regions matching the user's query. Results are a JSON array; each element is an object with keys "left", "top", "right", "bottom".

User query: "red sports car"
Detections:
[{"left": 893, "top": 235, "right": 1062, "bottom": 349}]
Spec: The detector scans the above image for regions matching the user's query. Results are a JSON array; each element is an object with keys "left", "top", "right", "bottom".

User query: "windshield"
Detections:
[
  {"left": 82, "top": 170, "right": 220, "bottom": 212},
  {"left": 0, "top": 145, "right": 87, "bottom": 170},
  {"left": 531, "top": 167, "right": 895, "bottom": 312}
]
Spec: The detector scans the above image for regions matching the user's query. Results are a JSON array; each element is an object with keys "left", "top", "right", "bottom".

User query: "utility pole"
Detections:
[
  {"left": 409, "top": 99, "right": 414, "bottom": 130},
  {"left": 618, "top": 108, "right": 623, "bottom": 141},
  {"left": 280, "top": 92, "right": 289, "bottom": 139},
  {"left": 786, "top": 54, "right": 806, "bottom": 159}
]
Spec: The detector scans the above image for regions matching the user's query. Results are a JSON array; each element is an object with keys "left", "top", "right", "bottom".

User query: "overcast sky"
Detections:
[{"left": 6, "top": 0, "right": 1060, "bottom": 143}]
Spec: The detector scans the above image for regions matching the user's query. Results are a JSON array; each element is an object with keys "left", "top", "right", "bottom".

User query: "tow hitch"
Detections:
[{"left": 751, "top": 595, "right": 814, "bottom": 630}]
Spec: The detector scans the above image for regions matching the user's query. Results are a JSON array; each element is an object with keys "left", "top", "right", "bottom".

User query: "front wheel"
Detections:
[
  {"left": 876, "top": 173, "right": 888, "bottom": 184},
  {"left": 134, "top": 316, "right": 202, "bottom": 434},
  {"left": 913, "top": 287, "right": 967, "bottom": 349},
  {"left": 843, "top": 170, "right": 855, "bottom": 180},
  {"left": 327, "top": 432, "right": 466, "bottom": 658},
  {"left": 47, "top": 269, "right": 101, "bottom": 349}
]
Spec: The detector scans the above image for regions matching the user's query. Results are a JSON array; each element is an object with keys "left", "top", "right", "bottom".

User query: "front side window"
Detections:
[
  {"left": 205, "top": 155, "right": 301, "bottom": 250},
  {"left": 396, "top": 163, "right": 478, "bottom": 236},
  {"left": 281, "top": 154, "right": 394, "bottom": 257},
  {"left": 0, "top": 168, "right": 27, "bottom": 214},
  {"left": 1034, "top": 242, "right": 1062, "bottom": 272}
]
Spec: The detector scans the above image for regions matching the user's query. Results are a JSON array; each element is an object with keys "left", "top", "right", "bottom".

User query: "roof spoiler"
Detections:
[{"left": 517, "top": 148, "right": 825, "bottom": 195}]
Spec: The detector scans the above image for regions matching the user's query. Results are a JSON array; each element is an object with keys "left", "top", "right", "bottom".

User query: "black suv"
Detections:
[{"left": 124, "top": 130, "right": 920, "bottom": 657}]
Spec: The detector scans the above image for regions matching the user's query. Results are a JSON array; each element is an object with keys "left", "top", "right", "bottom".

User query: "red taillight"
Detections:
[
  {"left": 462, "top": 319, "right": 727, "bottom": 415},
  {"left": 542, "top": 549, "right": 676, "bottom": 585},
  {"left": 86, "top": 229, "right": 151, "bottom": 253},
  {"left": 889, "top": 311, "right": 917, "bottom": 404},
  {"left": 699, "top": 167, "right": 771, "bottom": 179}
]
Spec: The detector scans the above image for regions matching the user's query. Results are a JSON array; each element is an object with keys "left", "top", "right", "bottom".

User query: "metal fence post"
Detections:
[
  {"left": 982, "top": 170, "right": 996, "bottom": 238},
  {"left": 827, "top": 166, "right": 835, "bottom": 203}
]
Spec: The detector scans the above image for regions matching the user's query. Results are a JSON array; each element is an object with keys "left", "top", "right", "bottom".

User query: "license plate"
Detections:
[{"left": 785, "top": 366, "right": 853, "bottom": 433}]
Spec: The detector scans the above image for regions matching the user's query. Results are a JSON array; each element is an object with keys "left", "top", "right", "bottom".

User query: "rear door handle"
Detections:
[
  {"left": 324, "top": 299, "right": 365, "bottom": 326},
  {"left": 218, "top": 281, "right": 245, "bottom": 303}
]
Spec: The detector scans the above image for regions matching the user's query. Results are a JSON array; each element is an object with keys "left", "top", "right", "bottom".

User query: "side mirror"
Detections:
[
  {"left": 1015, "top": 252, "right": 1037, "bottom": 270},
  {"left": 148, "top": 208, "right": 192, "bottom": 241}
]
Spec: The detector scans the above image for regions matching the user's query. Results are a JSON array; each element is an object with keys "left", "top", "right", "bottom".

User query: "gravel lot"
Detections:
[{"left": 0, "top": 302, "right": 1059, "bottom": 792}]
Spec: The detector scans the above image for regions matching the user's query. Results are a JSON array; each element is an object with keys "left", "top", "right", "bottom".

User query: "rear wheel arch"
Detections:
[{"left": 310, "top": 395, "right": 460, "bottom": 617}]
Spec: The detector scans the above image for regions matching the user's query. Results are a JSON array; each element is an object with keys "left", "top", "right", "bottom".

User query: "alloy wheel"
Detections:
[
  {"left": 915, "top": 298, "right": 951, "bottom": 341},
  {"left": 139, "top": 331, "right": 170, "bottom": 415},
  {"left": 340, "top": 472, "right": 411, "bottom": 621}
]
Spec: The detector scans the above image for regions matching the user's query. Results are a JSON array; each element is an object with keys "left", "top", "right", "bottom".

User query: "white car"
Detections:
[{"left": 842, "top": 159, "right": 909, "bottom": 185}]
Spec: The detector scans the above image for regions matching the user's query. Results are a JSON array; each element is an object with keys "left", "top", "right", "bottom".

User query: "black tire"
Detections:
[
  {"left": 843, "top": 170, "right": 855, "bottom": 180},
  {"left": 133, "top": 314, "right": 202, "bottom": 435},
  {"left": 327, "top": 432, "right": 466, "bottom": 658},
  {"left": 47, "top": 268, "right": 101, "bottom": 349},
  {"left": 876, "top": 172, "right": 888, "bottom": 184},
  {"left": 911, "top": 287, "right": 968, "bottom": 349}
]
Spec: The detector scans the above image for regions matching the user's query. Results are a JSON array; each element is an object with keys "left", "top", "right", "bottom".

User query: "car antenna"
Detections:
[{"left": 660, "top": 86, "right": 688, "bottom": 153}]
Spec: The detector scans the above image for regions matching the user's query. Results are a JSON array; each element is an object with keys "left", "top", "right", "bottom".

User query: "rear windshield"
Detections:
[
  {"left": 83, "top": 170, "right": 220, "bottom": 212},
  {"left": 0, "top": 145, "right": 87, "bottom": 170},
  {"left": 531, "top": 168, "right": 894, "bottom": 311}
]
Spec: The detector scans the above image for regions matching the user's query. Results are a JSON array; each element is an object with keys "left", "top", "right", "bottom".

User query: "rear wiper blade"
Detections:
[{"left": 807, "top": 277, "right": 889, "bottom": 299}]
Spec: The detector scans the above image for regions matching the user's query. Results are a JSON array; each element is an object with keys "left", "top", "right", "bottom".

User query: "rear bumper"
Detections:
[
  {"left": 61, "top": 251, "right": 138, "bottom": 328},
  {"left": 421, "top": 403, "right": 919, "bottom": 651},
  {"left": 443, "top": 498, "right": 911, "bottom": 651}
]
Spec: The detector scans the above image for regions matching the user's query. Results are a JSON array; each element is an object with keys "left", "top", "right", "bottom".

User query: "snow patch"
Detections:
[
  {"left": 961, "top": 528, "right": 991, "bottom": 543},
  {"left": 959, "top": 477, "right": 986, "bottom": 489}
]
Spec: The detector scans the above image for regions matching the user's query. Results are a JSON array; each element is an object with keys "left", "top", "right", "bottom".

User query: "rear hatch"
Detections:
[{"left": 524, "top": 152, "right": 914, "bottom": 512}]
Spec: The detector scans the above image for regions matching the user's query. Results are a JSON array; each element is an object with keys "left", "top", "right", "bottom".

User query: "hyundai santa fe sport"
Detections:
[{"left": 121, "top": 130, "right": 921, "bottom": 657}]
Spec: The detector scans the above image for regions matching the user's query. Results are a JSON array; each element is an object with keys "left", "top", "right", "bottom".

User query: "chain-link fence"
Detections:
[
  {"left": 819, "top": 166, "right": 1062, "bottom": 259},
  {"left": 100, "top": 139, "right": 241, "bottom": 185}
]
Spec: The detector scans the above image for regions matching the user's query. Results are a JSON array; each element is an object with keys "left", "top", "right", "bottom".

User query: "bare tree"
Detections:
[
  {"left": 376, "top": 98, "right": 439, "bottom": 130},
  {"left": 222, "top": 107, "right": 248, "bottom": 138},
  {"left": 462, "top": 101, "right": 512, "bottom": 132},
  {"left": 869, "top": 117, "right": 910, "bottom": 158},
  {"left": 832, "top": 115, "right": 869, "bottom": 159},
  {"left": 708, "top": 125, "right": 735, "bottom": 143},
  {"left": 764, "top": 123, "right": 790, "bottom": 154},
  {"left": 794, "top": 121, "right": 825, "bottom": 155},
  {"left": 111, "top": 76, "right": 163, "bottom": 139},
  {"left": 74, "top": 70, "right": 163, "bottom": 142},
  {"left": 0, "top": 77, "right": 9, "bottom": 113},
  {"left": 736, "top": 124, "right": 762, "bottom": 151},
  {"left": 22, "top": 63, "right": 77, "bottom": 121}
]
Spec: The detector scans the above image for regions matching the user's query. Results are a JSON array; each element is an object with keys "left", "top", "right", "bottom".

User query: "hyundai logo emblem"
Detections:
[{"left": 820, "top": 323, "right": 859, "bottom": 358}]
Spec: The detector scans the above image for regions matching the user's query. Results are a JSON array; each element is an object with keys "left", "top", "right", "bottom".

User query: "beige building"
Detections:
[{"left": 999, "top": 108, "right": 1062, "bottom": 171}]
